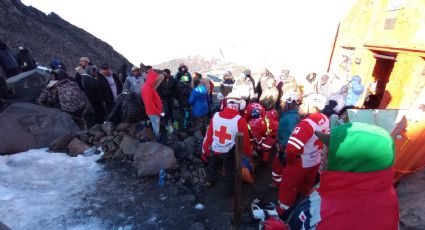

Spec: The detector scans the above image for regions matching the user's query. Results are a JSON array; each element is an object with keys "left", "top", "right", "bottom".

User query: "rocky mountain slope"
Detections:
[{"left": 0, "top": 0, "right": 132, "bottom": 72}]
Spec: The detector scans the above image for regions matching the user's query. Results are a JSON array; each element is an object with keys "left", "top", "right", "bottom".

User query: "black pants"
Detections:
[
  {"left": 179, "top": 106, "right": 191, "bottom": 129},
  {"left": 192, "top": 115, "right": 208, "bottom": 134},
  {"left": 206, "top": 147, "right": 235, "bottom": 195},
  {"left": 162, "top": 97, "right": 174, "bottom": 124}
]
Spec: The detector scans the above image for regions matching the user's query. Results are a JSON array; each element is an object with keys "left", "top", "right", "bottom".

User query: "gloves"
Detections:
[
  {"left": 160, "top": 112, "right": 165, "bottom": 117},
  {"left": 278, "top": 151, "right": 286, "bottom": 166}
]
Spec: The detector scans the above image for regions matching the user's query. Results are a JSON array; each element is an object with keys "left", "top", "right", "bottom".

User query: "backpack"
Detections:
[
  {"left": 121, "top": 93, "right": 147, "bottom": 122},
  {"left": 57, "top": 80, "right": 86, "bottom": 112}
]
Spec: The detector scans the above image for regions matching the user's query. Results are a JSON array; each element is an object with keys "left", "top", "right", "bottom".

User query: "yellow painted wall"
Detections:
[
  {"left": 331, "top": 0, "right": 425, "bottom": 181},
  {"left": 331, "top": 0, "right": 425, "bottom": 109}
]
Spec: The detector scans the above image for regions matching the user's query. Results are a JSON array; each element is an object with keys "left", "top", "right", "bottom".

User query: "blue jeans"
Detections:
[{"left": 148, "top": 115, "right": 160, "bottom": 139}]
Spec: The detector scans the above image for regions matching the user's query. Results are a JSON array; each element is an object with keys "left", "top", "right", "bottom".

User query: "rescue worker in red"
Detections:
[
  {"left": 272, "top": 91, "right": 301, "bottom": 186},
  {"left": 202, "top": 92, "right": 252, "bottom": 195},
  {"left": 277, "top": 95, "right": 329, "bottom": 216},
  {"left": 244, "top": 102, "right": 279, "bottom": 172}
]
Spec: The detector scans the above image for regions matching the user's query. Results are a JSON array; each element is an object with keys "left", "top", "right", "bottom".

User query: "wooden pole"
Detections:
[
  {"left": 327, "top": 22, "right": 340, "bottom": 73},
  {"left": 233, "top": 132, "right": 243, "bottom": 228}
]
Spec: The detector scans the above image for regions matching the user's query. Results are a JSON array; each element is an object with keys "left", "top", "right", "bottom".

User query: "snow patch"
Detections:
[{"left": 0, "top": 148, "right": 104, "bottom": 230}]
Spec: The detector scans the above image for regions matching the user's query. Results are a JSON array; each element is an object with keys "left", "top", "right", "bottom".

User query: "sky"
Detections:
[{"left": 21, "top": 0, "right": 356, "bottom": 75}]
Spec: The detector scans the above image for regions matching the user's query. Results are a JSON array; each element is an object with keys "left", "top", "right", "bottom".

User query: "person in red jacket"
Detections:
[
  {"left": 277, "top": 98, "right": 329, "bottom": 216},
  {"left": 244, "top": 103, "right": 278, "bottom": 171},
  {"left": 141, "top": 70, "right": 163, "bottom": 140},
  {"left": 202, "top": 92, "right": 252, "bottom": 195}
]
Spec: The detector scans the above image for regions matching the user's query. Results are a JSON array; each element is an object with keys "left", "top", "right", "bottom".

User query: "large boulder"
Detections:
[
  {"left": 397, "top": 168, "right": 425, "bottom": 230},
  {"left": 6, "top": 69, "right": 50, "bottom": 101},
  {"left": 133, "top": 142, "right": 179, "bottom": 177},
  {"left": 0, "top": 103, "right": 79, "bottom": 154},
  {"left": 119, "top": 135, "right": 139, "bottom": 155}
]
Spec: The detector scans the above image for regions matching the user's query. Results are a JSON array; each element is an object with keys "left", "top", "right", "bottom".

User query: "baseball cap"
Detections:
[{"left": 100, "top": 63, "right": 110, "bottom": 69}]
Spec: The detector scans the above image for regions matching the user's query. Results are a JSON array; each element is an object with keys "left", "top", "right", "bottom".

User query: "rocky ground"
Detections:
[{"left": 47, "top": 120, "right": 278, "bottom": 229}]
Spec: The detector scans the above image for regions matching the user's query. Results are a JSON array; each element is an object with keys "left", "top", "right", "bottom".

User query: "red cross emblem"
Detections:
[
  {"left": 214, "top": 126, "right": 232, "bottom": 144},
  {"left": 299, "top": 211, "right": 307, "bottom": 222}
]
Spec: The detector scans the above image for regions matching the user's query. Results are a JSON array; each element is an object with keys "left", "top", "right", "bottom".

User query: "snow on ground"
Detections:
[{"left": 0, "top": 148, "right": 104, "bottom": 230}]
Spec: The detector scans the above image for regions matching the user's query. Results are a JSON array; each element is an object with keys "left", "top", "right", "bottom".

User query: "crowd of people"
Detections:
[{"left": 1, "top": 41, "right": 398, "bottom": 228}]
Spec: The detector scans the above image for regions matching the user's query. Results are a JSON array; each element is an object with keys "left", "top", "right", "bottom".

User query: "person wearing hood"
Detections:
[
  {"left": 106, "top": 91, "right": 147, "bottom": 125},
  {"left": 286, "top": 122, "right": 399, "bottom": 230},
  {"left": 345, "top": 75, "right": 365, "bottom": 107},
  {"left": 315, "top": 74, "right": 332, "bottom": 99},
  {"left": 259, "top": 77, "right": 279, "bottom": 110},
  {"left": 189, "top": 73, "right": 209, "bottom": 133},
  {"left": 256, "top": 68, "right": 274, "bottom": 99},
  {"left": 202, "top": 92, "right": 252, "bottom": 195},
  {"left": 81, "top": 65, "right": 105, "bottom": 124},
  {"left": 15, "top": 46, "right": 37, "bottom": 73},
  {"left": 328, "top": 84, "right": 349, "bottom": 113},
  {"left": 219, "top": 70, "right": 235, "bottom": 98},
  {"left": 175, "top": 63, "right": 192, "bottom": 83},
  {"left": 142, "top": 70, "right": 163, "bottom": 140},
  {"left": 232, "top": 70, "right": 255, "bottom": 102},
  {"left": 303, "top": 72, "right": 318, "bottom": 96},
  {"left": 37, "top": 69, "right": 87, "bottom": 128},
  {"left": 0, "top": 40, "right": 18, "bottom": 78},
  {"left": 177, "top": 71, "right": 193, "bottom": 130}
]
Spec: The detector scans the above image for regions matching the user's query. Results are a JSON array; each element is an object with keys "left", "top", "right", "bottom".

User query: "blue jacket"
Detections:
[
  {"left": 278, "top": 108, "right": 301, "bottom": 149},
  {"left": 346, "top": 75, "right": 365, "bottom": 106},
  {"left": 189, "top": 85, "right": 209, "bottom": 117}
]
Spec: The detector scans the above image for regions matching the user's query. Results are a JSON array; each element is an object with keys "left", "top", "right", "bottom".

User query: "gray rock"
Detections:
[
  {"left": 75, "top": 130, "right": 90, "bottom": 143},
  {"left": 89, "top": 124, "right": 103, "bottom": 135},
  {"left": 181, "top": 215, "right": 197, "bottom": 227},
  {"left": 179, "top": 132, "right": 188, "bottom": 139},
  {"left": 0, "top": 221, "right": 11, "bottom": 230},
  {"left": 106, "top": 141, "right": 117, "bottom": 152},
  {"left": 0, "top": 103, "right": 79, "bottom": 154},
  {"left": 113, "top": 135, "right": 123, "bottom": 145},
  {"left": 182, "top": 194, "right": 196, "bottom": 203},
  {"left": 133, "top": 142, "right": 179, "bottom": 177},
  {"left": 101, "top": 122, "right": 115, "bottom": 135},
  {"left": 194, "top": 131, "right": 204, "bottom": 142},
  {"left": 6, "top": 69, "right": 50, "bottom": 101},
  {"left": 140, "top": 127, "right": 156, "bottom": 141},
  {"left": 120, "top": 135, "right": 139, "bottom": 155},
  {"left": 49, "top": 134, "right": 75, "bottom": 152},
  {"left": 397, "top": 168, "right": 425, "bottom": 230},
  {"left": 93, "top": 131, "right": 105, "bottom": 141},
  {"left": 186, "top": 147, "right": 195, "bottom": 157},
  {"left": 115, "top": 122, "right": 130, "bottom": 131},
  {"left": 67, "top": 138, "right": 91, "bottom": 156},
  {"left": 184, "top": 136, "right": 196, "bottom": 148},
  {"left": 188, "top": 222, "right": 204, "bottom": 230},
  {"left": 181, "top": 170, "right": 192, "bottom": 179}
]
